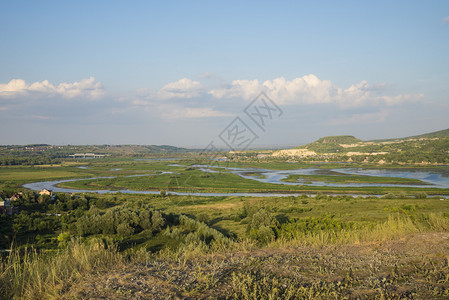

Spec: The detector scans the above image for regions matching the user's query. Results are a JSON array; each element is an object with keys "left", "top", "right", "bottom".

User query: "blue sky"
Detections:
[{"left": 1, "top": 0, "right": 449, "bottom": 148}]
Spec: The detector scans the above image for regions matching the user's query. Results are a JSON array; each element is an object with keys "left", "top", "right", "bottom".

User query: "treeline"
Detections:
[
  {"left": 0, "top": 190, "right": 231, "bottom": 252},
  {"left": 0, "top": 144, "right": 195, "bottom": 166},
  {"left": 0, "top": 191, "right": 94, "bottom": 248},
  {"left": 75, "top": 207, "right": 165, "bottom": 237},
  {"left": 0, "top": 155, "right": 64, "bottom": 166},
  {"left": 0, "top": 147, "right": 75, "bottom": 165}
]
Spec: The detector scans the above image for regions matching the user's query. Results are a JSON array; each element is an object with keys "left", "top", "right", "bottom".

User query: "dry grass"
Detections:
[
  {"left": 60, "top": 232, "right": 449, "bottom": 299},
  {"left": 2, "top": 213, "right": 449, "bottom": 299},
  {"left": 270, "top": 213, "right": 449, "bottom": 248},
  {"left": 0, "top": 239, "right": 125, "bottom": 299}
]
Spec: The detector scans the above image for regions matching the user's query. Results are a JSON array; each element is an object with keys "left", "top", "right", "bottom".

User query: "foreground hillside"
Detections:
[
  {"left": 25, "top": 232, "right": 449, "bottom": 299},
  {"left": 2, "top": 187, "right": 449, "bottom": 298}
]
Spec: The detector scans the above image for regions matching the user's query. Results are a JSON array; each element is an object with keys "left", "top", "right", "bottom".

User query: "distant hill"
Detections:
[
  {"left": 314, "top": 135, "right": 361, "bottom": 144},
  {"left": 302, "top": 135, "right": 362, "bottom": 153},
  {"left": 371, "top": 128, "right": 449, "bottom": 142},
  {"left": 285, "top": 127, "right": 449, "bottom": 163},
  {"left": 87, "top": 144, "right": 192, "bottom": 156},
  {"left": 400, "top": 128, "right": 449, "bottom": 140}
]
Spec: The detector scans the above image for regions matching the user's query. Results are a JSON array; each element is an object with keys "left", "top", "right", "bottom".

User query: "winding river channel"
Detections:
[{"left": 23, "top": 165, "right": 449, "bottom": 197}]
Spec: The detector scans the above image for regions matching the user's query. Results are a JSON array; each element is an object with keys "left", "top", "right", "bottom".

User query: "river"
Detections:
[{"left": 22, "top": 165, "right": 449, "bottom": 197}]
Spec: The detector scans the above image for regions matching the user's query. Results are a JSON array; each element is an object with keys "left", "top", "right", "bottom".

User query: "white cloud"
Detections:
[
  {"left": 209, "top": 79, "right": 261, "bottom": 99},
  {"left": 0, "top": 79, "right": 28, "bottom": 96},
  {"left": 0, "top": 77, "right": 104, "bottom": 99},
  {"left": 157, "top": 78, "right": 202, "bottom": 99},
  {"left": 132, "top": 75, "right": 420, "bottom": 108},
  {"left": 208, "top": 74, "right": 422, "bottom": 107},
  {"left": 209, "top": 75, "right": 338, "bottom": 104},
  {"left": 444, "top": 17, "right": 449, "bottom": 23},
  {"left": 381, "top": 93, "right": 424, "bottom": 106},
  {"left": 119, "top": 75, "right": 424, "bottom": 121}
]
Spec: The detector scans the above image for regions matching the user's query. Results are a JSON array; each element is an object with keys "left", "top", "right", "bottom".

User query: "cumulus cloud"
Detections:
[
  {"left": 209, "top": 75, "right": 337, "bottom": 103},
  {"left": 133, "top": 75, "right": 420, "bottom": 108},
  {"left": 157, "top": 78, "right": 203, "bottom": 99},
  {"left": 0, "top": 77, "right": 104, "bottom": 99},
  {"left": 208, "top": 74, "right": 422, "bottom": 107},
  {"left": 119, "top": 74, "right": 424, "bottom": 121}
]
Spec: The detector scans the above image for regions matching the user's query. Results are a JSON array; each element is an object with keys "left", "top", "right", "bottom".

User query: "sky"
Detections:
[{"left": 1, "top": 0, "right": 449, "bottom": 149}]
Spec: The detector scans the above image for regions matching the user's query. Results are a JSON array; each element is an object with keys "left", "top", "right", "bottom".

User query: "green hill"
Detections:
[
  {"left": 303, "top": 135, "right": 362, "bottom": 153},
  {"left": 314, "top": 135, "right": 361, "bottom": 145},
  {"left": 296, "top": 129, "right": 449, "bottom": 163},
  {"left": 371, "top": 128, "right": 449, "bottom": 142},
  {"left": 401, "top": 128, "right": 449, "bottom": 140}
]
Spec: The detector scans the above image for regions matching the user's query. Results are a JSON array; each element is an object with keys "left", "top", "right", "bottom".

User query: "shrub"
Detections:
[
  {"left": 247, "top": 209, "right": 278, "bottom": 245},
  {"left": 117, "top": 223, "right": 134, "bottom": 237},
  {"left": 248, "top": 225, "right": 275, "bottom": 244},
  {"left": 151, "top": 210, "right": 165, "bottom": 231},
  {"left": 414, "top": 192, "right": 428, "bottom": 199}
]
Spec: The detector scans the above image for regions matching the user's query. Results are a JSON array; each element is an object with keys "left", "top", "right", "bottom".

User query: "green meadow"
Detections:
[{"left": 1, "top": 157, "right": 449, "bottom": 298}]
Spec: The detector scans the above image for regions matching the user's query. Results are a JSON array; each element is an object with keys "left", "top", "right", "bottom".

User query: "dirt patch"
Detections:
[{"left": 185, "top": 202, "right": 240, "bottom": 210}]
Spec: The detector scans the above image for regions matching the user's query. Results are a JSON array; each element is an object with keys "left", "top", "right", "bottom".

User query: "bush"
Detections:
[
  {"left": 247, "top": 209, "right": 278, "bottom": 245},
  {"left": 151, "top": 210, "right": 165, "bottom": 231},
  {"left": 250, "top": 209, "right": 277, "bottom": 228},
  {"left": 414, "top": 192, "right": 428, "bottom": 199},
  {"left": 74, "top": 207, "right": 166, "bottom": 237},
  {"left": 117, "top": 223, "right": 134, "bottom": 237},
  {"left": 248, "top": 225, "right": 275, "bottom": 244}
]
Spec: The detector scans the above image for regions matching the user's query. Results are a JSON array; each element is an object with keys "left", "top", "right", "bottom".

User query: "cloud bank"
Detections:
[
  {"left": 208, "top": 74, "right": 423, "bottom": 107},
  {"left": 129, "top": 74, "right": 422, "bottom": 109},
  {"left": 0, "top": 77, "right": 104, "bottom": 99},
  {"left": 0, "top": 74, "right": 424, "bottom": 123}
]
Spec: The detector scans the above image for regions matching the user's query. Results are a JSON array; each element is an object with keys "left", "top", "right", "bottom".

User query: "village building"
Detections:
[
  {"left": 0, "top": 199, "right": 16, "bottom": 215},
  {"left": 10, "top": 193, "right": 22, "bottom": 201},
  {"left": 39, "top": 188, "right": 53, "bottom": 196}
]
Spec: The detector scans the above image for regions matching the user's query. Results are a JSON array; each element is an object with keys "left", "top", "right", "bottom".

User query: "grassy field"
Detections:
[
  {"left": 281, "top": 173, "right": 430, "bottom": 185},
  {"left": 1, "top": 158, "right": 449, "bottom": 298}
]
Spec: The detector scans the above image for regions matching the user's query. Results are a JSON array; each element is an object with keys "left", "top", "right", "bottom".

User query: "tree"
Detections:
[
  {"left": 151, "top": 210, "right": 165, "bottom": 231},
  {"left": 117, "top": 223, "right": 134, "bottom": 237}
]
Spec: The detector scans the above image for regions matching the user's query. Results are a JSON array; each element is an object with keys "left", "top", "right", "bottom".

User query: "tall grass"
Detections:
[
  {"left": 2, "top": 213, "right": 448, "bottom": 298},
  {"left": 271, "top": 213, "right": 449, "bottom": 248},
  {"left": 0, "top": 239, "right": 124, "bottom": 299}
]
